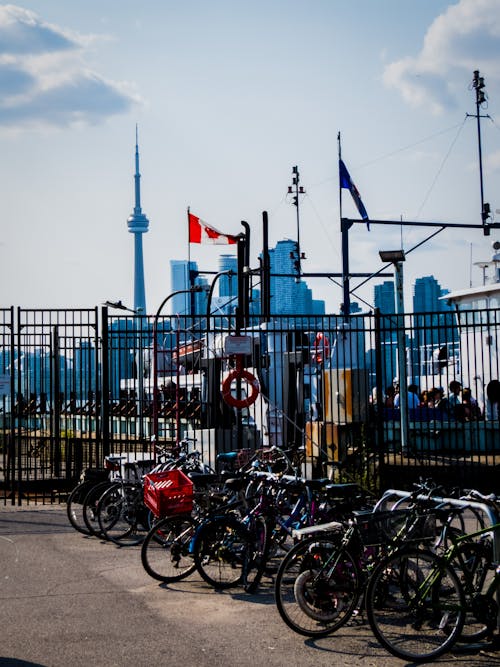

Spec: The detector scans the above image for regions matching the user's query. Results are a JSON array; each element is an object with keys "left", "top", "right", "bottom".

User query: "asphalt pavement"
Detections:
[{"left": 1, "top": 504, "right": 500, "bottom": 667}]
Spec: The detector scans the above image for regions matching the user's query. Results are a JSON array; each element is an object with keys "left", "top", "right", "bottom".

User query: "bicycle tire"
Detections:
[
  {"left": 97, "top": 482, "right": 147, "bottom": 546},
  {"left": 450, "top": 540, "right": 496, "bottom": 643},
  {"left": 82, "top": 480, "right": 114, "bottom": 537},
  {"left": 243, "top": 516, "right": 270, "bottom": 594},
  {"left": 193, "top": 515, "right": 250, "bottom": 589},
  {"left": 366, "top": 548, "right": 465, "bottom": 662},
  {"left": 274, "top": 534, "right": 360, "bottom": 637},
  {"left": 141, "top": 514, "right": 197, "bottom": 582},
  {"left": 67, "top": 480, "right": 97, "bottom": 535}
]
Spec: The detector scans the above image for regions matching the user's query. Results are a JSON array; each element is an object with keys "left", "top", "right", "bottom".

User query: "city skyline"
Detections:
[
  {"left": 170, "top": 242, "right": 461, "bottom": 317},
  {"left": 1, "top": 1, "right": 500, "bottom": 314}
]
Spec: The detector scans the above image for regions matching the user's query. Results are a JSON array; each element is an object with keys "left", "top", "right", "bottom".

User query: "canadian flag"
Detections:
[{"left": 188, "top": 212, "right": 239, "bottom": 245}]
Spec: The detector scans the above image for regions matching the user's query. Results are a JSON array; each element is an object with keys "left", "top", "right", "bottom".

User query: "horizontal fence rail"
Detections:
[{"left": 1, "top": 306, "right": 499, "bottom": 504}]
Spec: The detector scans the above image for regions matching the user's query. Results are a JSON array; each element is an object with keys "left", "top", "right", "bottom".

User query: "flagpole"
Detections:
[
  {"left": 186, "top": 206, "right": 195, "bottom": 323},
  {"left": 338, "top": 132, "right": 351, "bottom": 320},
  {"left": 187, "top": 206, "right": 191, "bottom": 278},
  {"left": 338, "top": 132, "right": 343, "bottom": 219}
]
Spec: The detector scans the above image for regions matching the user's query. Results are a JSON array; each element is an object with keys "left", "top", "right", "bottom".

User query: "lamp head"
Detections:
[{"left": 379, "top": 249, "right": 406, "bottom": 264}]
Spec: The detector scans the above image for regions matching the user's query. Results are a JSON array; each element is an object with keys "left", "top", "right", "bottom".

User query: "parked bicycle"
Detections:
[
  {"left": 363, "top": 487, "right": 500, "bottom": 661},
  {"left": 273, "top": 499, "right": 466, "bottom": 638}
]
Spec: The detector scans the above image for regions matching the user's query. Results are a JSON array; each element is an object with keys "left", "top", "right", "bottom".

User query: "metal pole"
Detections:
[
  {"left": 136, "top": 309, "right": 144, "bottom": 439},
  {"left": 473, "top": 70, "right": 486, "bottom": 229},
  {"left": 101, "top": 307, "right": 110, "bottom": 458},
  {"left": 394, "top": 261, "right": 409, "bottom": 454},
  {"left": 341, "top": 218, "right": 353, "bottom": 320},
  {"left": 374, "top": 308, "right": 385, "bottom": 486},
  {"left": 262, "top": 211, "right": 271, "bottom": 321},
  {"left": 241, "top": 221, "right": 251, "bottom": 326}
]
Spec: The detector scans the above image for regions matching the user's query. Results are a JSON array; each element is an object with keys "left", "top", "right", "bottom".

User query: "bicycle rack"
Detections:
[{"left": 376, "top": 488, "right": 500, "bottom": 631}]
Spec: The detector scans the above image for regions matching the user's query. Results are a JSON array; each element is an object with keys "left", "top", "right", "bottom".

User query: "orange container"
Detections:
[{"left": 143, "top": 469, "right": 194, "bottom": 518}]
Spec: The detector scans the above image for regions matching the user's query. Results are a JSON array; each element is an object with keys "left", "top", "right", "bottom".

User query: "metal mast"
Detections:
[
  {"left": 288, "top": 165, "right": 306, "bottom": 280},
  {"left": 469, "top": 70, "right": 491, "bottom": 234}
]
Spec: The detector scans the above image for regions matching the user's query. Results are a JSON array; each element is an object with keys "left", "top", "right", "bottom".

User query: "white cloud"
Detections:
[
  {"left": 0, "top": 4, "right": 139, "bottom": 129},
  {"left": 383, "top": 0, "right": 500, "bottom": 114}
]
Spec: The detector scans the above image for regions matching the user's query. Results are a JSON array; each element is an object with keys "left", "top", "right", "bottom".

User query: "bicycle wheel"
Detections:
[
  {"left": 82, "top": 480, "right": 114, "bottom": 537},
  {"left": 243, "top": 516, "right": 270, "bottom": 594},
  {"left": 366, "top": 548, "right": 465, "bottom": 662},
  {"left": 274, "top": 535, "right": 360, "bottom": 637},
  {"left": 451, "top": 540, "right": 496, "bottom": 643},
  {"left": 67, "top": 480, "right": 96, "bottom": 535},
  {"left": 97, "top": 482, "right": 147, "bottom": 546},
  {"left": 141, "top": 514, "right": 197, "bottom": 582},
  {"left": 193, "top": 515, "right": 250, "bottom": 589}
]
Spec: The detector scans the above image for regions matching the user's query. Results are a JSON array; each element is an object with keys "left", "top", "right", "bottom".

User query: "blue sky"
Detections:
[{"left": 1, "top": 0, "right": 500, "bottom": 313}]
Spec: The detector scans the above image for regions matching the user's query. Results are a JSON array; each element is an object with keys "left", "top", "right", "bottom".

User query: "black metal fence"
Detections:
[{"left": 1, "top": 305, "right": 499, "bottom": 504}]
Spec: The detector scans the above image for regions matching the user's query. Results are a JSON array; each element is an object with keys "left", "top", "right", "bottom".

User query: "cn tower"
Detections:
[{"left": 127, "top": 126, "right": 149, "bottom": 314}]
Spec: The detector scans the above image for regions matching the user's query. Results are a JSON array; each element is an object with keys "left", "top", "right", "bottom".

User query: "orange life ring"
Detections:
[
  {"left": 313, "top": 332, "right": 330, "bottom": 364},
  {"left": 222, "top": 369, "right": 260, "bottom": 409}
]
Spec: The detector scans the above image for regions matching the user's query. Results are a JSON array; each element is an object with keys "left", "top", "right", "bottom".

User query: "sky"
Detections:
[{"left": 1, "top": 0, "right": 500, "bottom": 314}]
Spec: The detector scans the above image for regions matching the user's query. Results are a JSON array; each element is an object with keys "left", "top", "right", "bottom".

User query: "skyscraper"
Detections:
[
  {"left": 127, "top": 128, "right": 149, "bottom": 314},
  {"left": 218, "top": 254, "right": 238, "bottom": 299},
  {"left": 411, "top": 275, "right": 458, "bottom": 381},
  {"left": 170, "top": 260, "right": 208, "bottom": 316},
  {"left": 267, "top": 239, "right": 324, "bottom": 315},
  {"left": 374, "top": 280, "right": 395, "bottom": 314},
  {"left": 374, "top": 280, "right": 397, "bottom": 389}
]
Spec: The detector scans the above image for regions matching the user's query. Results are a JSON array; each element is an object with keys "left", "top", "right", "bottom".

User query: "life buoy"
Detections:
[
  {"left": 222, "top": 368, "right": 260, "bottom": 409},
  {"left": 313, "top": 332, "right": 330, "bottom": 364}
]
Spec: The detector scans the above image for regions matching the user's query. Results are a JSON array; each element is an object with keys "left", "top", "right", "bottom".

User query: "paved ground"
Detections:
[{"left": 1, "top": 504, "right": 500, "bottom": 667}]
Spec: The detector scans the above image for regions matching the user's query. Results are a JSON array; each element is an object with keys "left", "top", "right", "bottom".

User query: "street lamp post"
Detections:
[{"left": 378, "top": 250, "right": 409, "bottom": 454}]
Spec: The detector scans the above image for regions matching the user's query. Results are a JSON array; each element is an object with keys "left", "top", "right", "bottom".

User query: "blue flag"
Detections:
[{"left": 339, "top": 159, "right": 370, "bottom": 230}]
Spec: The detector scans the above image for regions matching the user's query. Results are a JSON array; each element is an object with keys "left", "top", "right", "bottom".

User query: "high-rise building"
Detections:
[
  {"left": 218, "top": 254, "right": 238, "bottom": 299},
  {"left": 374, "top": 281, "right": 395, "bottom": 314},
  {"left": 373, "top": 280, "right": 397, "bottom": 389},
  {"left": 169, "top": 259, "right": 208, "bottom": 317},
  {"left": 268, "top": 239, "right": 324, "bottom": 315},
  {"left": 411, "top": 275, "right": 458, "bottom": 382},
  {"left": 413, "top": 275, "right": 444, "bottom": 313}
]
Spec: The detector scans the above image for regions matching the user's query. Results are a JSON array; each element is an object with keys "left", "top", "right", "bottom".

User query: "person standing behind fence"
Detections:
[
  {"left": 439, "top": 380, "right": 462, "bottom": 419},
  {"left": 461, "top": 387, "right": 481, "bottom": 421},
  {"left": 394, "top": 383, "right": 420, "bottom": 409},
  {"left": 384, "top": 385, "right": 396, "bottom": 408}
]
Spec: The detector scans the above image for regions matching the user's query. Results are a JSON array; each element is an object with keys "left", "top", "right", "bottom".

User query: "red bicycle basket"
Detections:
[{"left": 143, "top": 469, "right": 194, "bottom": 518}]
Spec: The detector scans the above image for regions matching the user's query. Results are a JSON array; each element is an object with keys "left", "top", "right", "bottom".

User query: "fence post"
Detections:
[
  {"left": 8, "top": 306, "right": 16, "bottom": 504},
  {"left": 101, "top": 307, "right": 110, "bottom": 458},
  {"left": 51, "top": 324, "right": 61, "bottom": 477},
  {"left": 374, "top": 308, "right": 385, "bottom": 490},
  {"left": 15, "top": 307, "right": 23, "bottom": 504}
]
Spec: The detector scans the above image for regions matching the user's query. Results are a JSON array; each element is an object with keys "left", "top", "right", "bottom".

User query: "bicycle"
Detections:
[
  {"left": 66, "top": 456, "right": 123, "bottom": 535},
  {"left": 192, "top": 471, "right": 370, "bottom": 594},
  {"left": 140, "top": 474, "right": 249, "bottom": 583},
  {"left": 274, "top": 502, "right": 445, "bottom": 638},
  {"left": 365, "top": 511, "right": 500, "bottom": 662},
  {"left": 95, "top": 446, "right": 211, "bottom": 546}
]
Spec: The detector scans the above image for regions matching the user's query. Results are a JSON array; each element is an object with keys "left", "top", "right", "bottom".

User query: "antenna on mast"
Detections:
[{"left": 287, "top": 165, "right": 306, "bottom": 280}]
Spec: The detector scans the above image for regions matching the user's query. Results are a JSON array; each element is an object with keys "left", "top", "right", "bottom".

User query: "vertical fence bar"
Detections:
[
  {"left": 101, "top": 307, "right": 110, "bottom": 458},
  {"left": 8, "top": 307, "right": 15, "bottom": 504},
  {"left": 374, "top": 308, "right": 385, "bottom": 490},
  {"left": 15, "top": 307, "right": 22, "bottom": 504}
]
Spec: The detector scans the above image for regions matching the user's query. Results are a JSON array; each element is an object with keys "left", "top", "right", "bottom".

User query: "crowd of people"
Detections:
[{"left": 383, "top": 379, "right": 482, "bottom": 421}]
